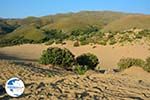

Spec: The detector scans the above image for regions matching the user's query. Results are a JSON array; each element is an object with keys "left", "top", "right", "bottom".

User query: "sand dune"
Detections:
[
  {"left": 0, "top": 41, "right": 150, "bottom": 69},
  {"left": 0, "top": 42, "right": 150, "bottom": 99},
  {"left": 0, "top": 60, "right": 150, "bottom": 100}
]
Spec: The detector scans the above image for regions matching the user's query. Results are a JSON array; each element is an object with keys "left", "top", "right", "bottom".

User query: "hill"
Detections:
[
  {"left": 0, "top": 11, "right": 150, "bottom": 47},
  {"left": 0, "top": 11, "right": 128, "bottom": 34},
  {"left": 41, "top": 11, "right": 127, "bottom": 32},
  {"left": 5, "top": 25, "right": 46, "bottom": 42},
  {"left": 0, "top": 19, "right": 18, "bottom": 35},
  {"left": 103, "top": 15, "right": 150, "bottom": 32}
]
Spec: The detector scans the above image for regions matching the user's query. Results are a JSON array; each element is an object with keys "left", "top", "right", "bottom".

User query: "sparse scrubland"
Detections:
[
  {"left": 39, "top": 47, "right": 99, "bottom": 74},
  {"left": 39, "top": 47, "right": 150, "bottom": 75},
  {"left": 117, "top": 57, "right": 150, "bottom": 72},
  {"left": 0, "top": 11, "right": 150, "bottom": 47},
  {"left": 1, "top": 26, "right": 150, "bottom": 47},
  {"left": 0, "top": 11, "right": 150, "bottom": 99}
]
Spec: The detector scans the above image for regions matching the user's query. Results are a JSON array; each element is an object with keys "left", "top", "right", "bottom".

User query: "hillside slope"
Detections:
[
  {"left": 42, "top": 11, "right": 127, "bottom": 32},
  {"left": 5, "top": 25, "right": 46, "bottom": 41},
  {"left": 0, "top": 19, "right": 18, "bottom": 35},
  {"left": 0, "top": 11, "right": 150, "bottom": 47},
  {"left": 103, "top": 15, "right": 150, "bottom": 32},
  {"left": 0, "top": 11, "right": 128, "bottom": 34}
]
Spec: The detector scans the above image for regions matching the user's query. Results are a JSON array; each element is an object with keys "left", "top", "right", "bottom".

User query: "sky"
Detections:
[{"left": 0, "top": 0, "right": 150, "bottom": 18}]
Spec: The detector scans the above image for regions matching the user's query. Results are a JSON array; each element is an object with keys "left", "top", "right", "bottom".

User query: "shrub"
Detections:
[
  {"left": 61, "top": 42, "right": 66, "bottom": 45},
  {"left": 79, "top": 36, "right": 90, "bottom": 45},
  {"left": 55, "top": 39, "right": 63, "bottom": 44},
  {"left": 74, "top": 65, "right": 88, "bottom": 75},
  {"left": 46, "top": 72, "right": 55, "bottom": 77},
  {"left": 117, "top": 58, "right": 145, "bottom": 70},
  {"left": 80, "top": 40, "right": 89, "bottom": 45},
  {"left": 76, "top": 53, "right": 99, "bottom": 70},
  {"left": 135, "top": 33, "right": 143, "bottom": 39},
  {"left": 45, "top": 40, "right": 54, "bottom": 45},
  {"left": 143, "top": 57, "right": 150, "bottom": 72},
  {"left": 71, "top": 29, "right": 81, "bottom": 36},
  {"left": 138, "top": 29, "right": 150, "bottom": 37},
  {"left": 97, "top": 40, "right": 107, "bottom": 46},
  {"left": 39, "top": 47, "right": 75, "bottom": 69},
  {"left": 44, "top": 29, "right": 68, "bottom": 40},
  {"left": 109, "top": 38, "right": 117, "bottom": 45},
  {"left": 73, "top": 41, "right": 80, "bottom": 47}
]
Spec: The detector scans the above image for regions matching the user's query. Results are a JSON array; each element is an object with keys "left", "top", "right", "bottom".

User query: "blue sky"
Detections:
[{"left": 0, "top": 0, "right": 150, "bottom": 18}]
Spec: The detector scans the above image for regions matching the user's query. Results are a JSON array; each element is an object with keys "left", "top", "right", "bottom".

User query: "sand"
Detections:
[
  {"left": 0, "top": 41, "right": 150, "bottom": 69},
  {"left": 0, "top": 60, "right": 150, "bottom": 100},
  {"left": 0, "top": 41, "right": 150, "bottom": 99}
]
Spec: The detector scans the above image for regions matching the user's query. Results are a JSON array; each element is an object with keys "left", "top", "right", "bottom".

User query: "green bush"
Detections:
[
  {"left": 80, "top": 40, "right": 89, "bottom": 45},
  {"left": 39, "top": 47, "right": 75, "bottom": 69},
  {"left": 135, "top": 33, "right": 143, "bottom": 39},
  {"left": 76, "top": 53, "right": 99, "bottom": 70},
  {"left": 143, "top": 57, "right": 150, "bottom": 72},
  {"left": 97, "top": 39, "right": 107, "bottom": 46},
  {"left": 138, "top": 29, "right": 150, "bottom": 37},
  {"left": 44, "top": 29, "right": 68, "bottom": 40},
  {"left": 74, "top": 65, "right": 88, "bottom": 75},
  {"left": 55, "top": 39, "right": 63, "bottom": 44},
  {"left": 71, "top": 29, "right": 82, "bottom": 36},
  {"left": 0, "top": 37, "right": 34, "bottom": 47},
  {"left": 45, "top": 40, "right": 54, "bottom": 45},
  {"left": 117, "top": 58, "right": 145, "bottom": 70},
  {"left": 109, "top": 38, "right": 117, "bottom": 45}
]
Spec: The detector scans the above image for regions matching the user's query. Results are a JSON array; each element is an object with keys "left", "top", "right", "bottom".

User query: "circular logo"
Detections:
[{"left": 5, "top": 77, "right": 25, "bottom": 97}]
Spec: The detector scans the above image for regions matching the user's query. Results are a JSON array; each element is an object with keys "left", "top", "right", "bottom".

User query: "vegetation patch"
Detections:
[
  {"left": 73, "top": 65, "right": 88, "bottom": 75},
  {"left": 143, "top": 57, "right": 150, "bottom": 72},
  {"left": 117, "top": 57, "right": 150, "bottom": 72},
  {"left": 117, "top": 58, "right": 145, "bottom": 70},
  {"left": 45, "top": 39, "right": 54, "bottom": 45},
  {"left": 39, "top": 47, "right": 75, "bottom": 69},
  {"left": 40, "top": 47, "right": 99, "bottom": 74},
  {"left": 76, "top": 53, "right": 99, "bottom": 70}
]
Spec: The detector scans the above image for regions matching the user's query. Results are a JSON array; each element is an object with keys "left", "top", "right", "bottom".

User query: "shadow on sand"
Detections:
[
  {"left": 0, "top": 53, "right": 37, "bottom": 62},
  {"left": 13, "top": 61, "right": 74, "bottom": 76}
]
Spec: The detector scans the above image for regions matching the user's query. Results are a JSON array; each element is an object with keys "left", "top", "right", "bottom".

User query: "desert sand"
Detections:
[
  {"left": 0, "top": 61, "right": 150, "bottom": 100},
  {"left": 0, "top": 41, "right": 150, "bottom": 69},
  {"left": 0, "top": 42, "right": 150, "bottom": 100}
]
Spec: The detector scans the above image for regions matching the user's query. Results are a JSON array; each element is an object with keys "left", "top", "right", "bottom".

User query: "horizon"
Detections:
[{"left": 0, "top": 0, "right": 150, "bottom": 18}]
